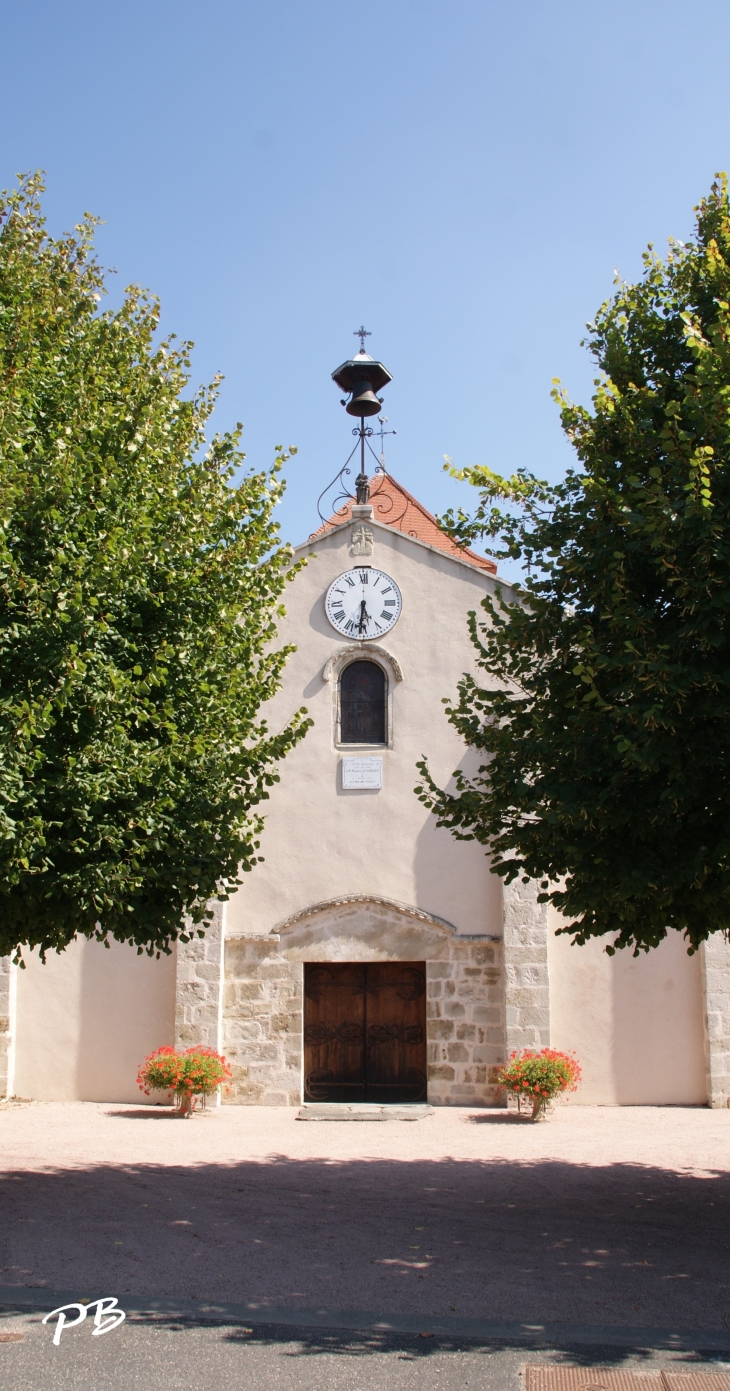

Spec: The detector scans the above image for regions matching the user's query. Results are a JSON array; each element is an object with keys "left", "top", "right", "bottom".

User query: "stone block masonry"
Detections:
[
  {"left": 172, "top": 885, "right": 552, "bottom": 1108},
  {"left": 502, "top": 876, "right": 550, "bottom": 1053},
  {"left": 0, "top": 954, "right": 16, "bottom": 1098},
  {"left": 174, "top": 901, "right": 226, "bottom": 1054},
  {"left": 701, "top": 933, "right": 730, "bottom": 1108},
  {"left": 426, "top": 941, "right": 504, "bottom": 1105},
  {"left": 221, "top": 925, "right": 505, "bottom": 1108},
  {"left": 223, "top": 936, "right": 303, "bottom": 1106}
]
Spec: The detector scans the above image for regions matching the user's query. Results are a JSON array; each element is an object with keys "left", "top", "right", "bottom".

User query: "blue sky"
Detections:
[{"left": 3, "top": 1, "right": 730, "bottom": 565}]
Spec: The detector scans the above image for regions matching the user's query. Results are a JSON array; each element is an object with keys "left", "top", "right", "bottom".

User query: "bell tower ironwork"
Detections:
[{"left": 316, "top": 331, "right": 394, "bottom": 525}]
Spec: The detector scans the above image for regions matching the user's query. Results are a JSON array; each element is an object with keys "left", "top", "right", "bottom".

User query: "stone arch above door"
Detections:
[{"left": 271, "top": 893, "right": 464, "bottom": 962}]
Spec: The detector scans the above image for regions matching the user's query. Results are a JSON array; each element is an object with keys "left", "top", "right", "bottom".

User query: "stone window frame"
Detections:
[{"left": 322, "top": 644, "right": 403, "bottom": 752}]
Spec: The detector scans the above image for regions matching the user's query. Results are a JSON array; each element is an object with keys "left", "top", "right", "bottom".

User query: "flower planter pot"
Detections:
[
  {"left": 507, "top": 1094, "right": 555, "bottom": 1120},
  {"left": 138, "top": 1047, "right": 231, "bottom": 1114},
  {"left": 497, "top": 1049, "right": 581, "bottom": 1120},
  {"left": 530, "top": 1097, "right": 553, "bottom": 1121}
]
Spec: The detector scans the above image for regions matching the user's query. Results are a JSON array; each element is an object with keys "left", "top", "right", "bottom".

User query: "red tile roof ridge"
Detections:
[{"left": 310, "top": 471, "right": 497, "bottom": 574}]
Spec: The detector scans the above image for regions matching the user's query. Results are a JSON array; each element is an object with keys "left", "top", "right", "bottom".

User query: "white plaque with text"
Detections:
[{"left": 341, "top": 756, "right": 383, "bottom": 790}]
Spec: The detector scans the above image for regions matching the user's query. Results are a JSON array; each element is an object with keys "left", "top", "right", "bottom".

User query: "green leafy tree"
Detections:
[
  {"left": 417, "top": 175, "right": 730, "bottom": 955},
  {"left": 0, "top": 174, "right": 311, "bottom": 962}
]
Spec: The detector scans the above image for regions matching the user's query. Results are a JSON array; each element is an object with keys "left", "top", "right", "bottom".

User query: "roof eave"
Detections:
[{"left": 292, "top": 517, "right": 508, "bottom": 587}]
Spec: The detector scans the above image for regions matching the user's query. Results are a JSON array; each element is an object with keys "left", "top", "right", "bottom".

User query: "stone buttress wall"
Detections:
[
  {"left": 223, "top": 936, "right": 303, "bottom": 1106},
  {"left": 502, "top": 876, "right": 550, "bottom": 1053},
  {"left": 701, "top": 933, "right": 730, "bottom": 1108},
  {"left": 174, "top": 901, "right": 226, "bottom": 1054},
  {"left": 426, "top": 940, "right": 504, "bottom": 1105},
  {"left": 0, "top": 955, "right": 16, "bottom": 1099}
]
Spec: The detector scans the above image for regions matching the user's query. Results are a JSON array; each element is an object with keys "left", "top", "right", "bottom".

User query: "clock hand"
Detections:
[{"left": 357, "top": 599, "right": 368, "bottom": 633}]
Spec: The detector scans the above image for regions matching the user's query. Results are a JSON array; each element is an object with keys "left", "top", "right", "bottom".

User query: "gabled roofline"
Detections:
[{"left": 293, "top": 516, "right": 513, "bottom": 591}]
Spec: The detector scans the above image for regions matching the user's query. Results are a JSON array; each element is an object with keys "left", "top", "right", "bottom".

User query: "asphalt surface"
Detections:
[{"left": 3, "top": 1308, "right": 730, "bottom": 1391}]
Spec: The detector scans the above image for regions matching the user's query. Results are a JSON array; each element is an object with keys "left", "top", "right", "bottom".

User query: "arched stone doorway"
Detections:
[{"left": 222, "top": 895, "right": 502, "bottom": 1107}]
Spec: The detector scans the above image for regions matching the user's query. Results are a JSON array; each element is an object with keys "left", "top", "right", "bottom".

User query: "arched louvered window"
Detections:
[{"left": 340, "top": 661, "right": 387, "bottom": 744}]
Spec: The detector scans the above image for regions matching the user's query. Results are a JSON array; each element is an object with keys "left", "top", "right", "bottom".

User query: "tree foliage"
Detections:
[
  {"left": 417, "top": 175, "right": 730, "bottom": 954},
  {"left": 0, "top": 174, "right": 311, "bottom": 962}
]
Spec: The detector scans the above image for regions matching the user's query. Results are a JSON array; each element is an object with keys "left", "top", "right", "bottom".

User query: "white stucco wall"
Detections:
[
  {"left": 13, "top": 938, "right": 176, "bottom": 1102},
  {"left": 547, "top": 908, "right": 706, "bottom": 1105},
  {"left": 226, "top": 519, "right": 503, "bottom": 940}
]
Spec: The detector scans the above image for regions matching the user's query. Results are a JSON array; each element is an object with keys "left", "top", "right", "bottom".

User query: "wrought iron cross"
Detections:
[
  {"left": 376, "top": 415, "right": 396, "bottom": 469},
  {"left": 354, "top": 325, "right": 371, "bottom": 353}
]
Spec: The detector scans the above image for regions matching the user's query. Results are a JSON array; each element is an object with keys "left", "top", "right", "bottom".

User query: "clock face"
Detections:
[{"left": 325, "top": 566, "right": 402, "bottom": 641}]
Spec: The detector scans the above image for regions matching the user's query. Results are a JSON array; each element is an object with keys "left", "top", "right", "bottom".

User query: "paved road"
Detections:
[{"left": 3, "top": 1310, "right": 730, "bottom": 1391}]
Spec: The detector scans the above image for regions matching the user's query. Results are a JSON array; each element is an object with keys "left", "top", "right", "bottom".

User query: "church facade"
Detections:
[{"left": 1, "top": 473, "right": 729, "bottom": 1110}]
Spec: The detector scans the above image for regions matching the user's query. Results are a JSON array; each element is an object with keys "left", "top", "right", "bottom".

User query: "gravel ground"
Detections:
[{"left": 1, "top": 1102, "right": 729, "bottom": 1329}]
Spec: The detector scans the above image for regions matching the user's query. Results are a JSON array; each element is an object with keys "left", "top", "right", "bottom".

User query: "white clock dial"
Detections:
[{"left": 325, "top": 566, "right": 402, "bottom": 641}]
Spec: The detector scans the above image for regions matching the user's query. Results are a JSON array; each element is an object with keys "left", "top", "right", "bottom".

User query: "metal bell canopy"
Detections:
[
  {"left": 332, "top": 353, "right": 393, "bottom": 418},
  {"left": 331, "top": 325, "right": 392, "bottom": 418}
]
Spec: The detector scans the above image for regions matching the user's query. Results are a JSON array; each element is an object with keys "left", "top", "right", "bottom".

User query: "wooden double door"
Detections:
[{"left": 303, "top": 962, "right": 427, "bottom": 1104}]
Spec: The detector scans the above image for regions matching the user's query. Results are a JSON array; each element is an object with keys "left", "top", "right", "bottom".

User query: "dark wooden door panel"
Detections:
[
  {"left": 365, "top": 964, "right": 427, "bottom": 1103},
  {"left": 303, "top": 961, "right": 427, "bottom": 1104},
  {"left": 303, "top": 964, "right": 366, "bottom": 1101}
]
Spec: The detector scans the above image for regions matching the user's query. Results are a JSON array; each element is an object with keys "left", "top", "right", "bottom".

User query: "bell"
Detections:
[
  {"left": 332, "top": 351, "right": 393, "bottom": 415},
  {"left": 346, "top": 379, "right": 382, "bottom": 417}
]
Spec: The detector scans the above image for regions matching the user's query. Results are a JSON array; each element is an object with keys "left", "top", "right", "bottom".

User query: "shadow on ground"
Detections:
[
  {"left": 2, "top": 1155, "right": 730, "bottom": 1331},
  {"left": 76, "top": 1317, "right": 730, "bottom": 1368},
  {"left": 216, "top": 1327, "right": 723, "bottom": 1367},
  {"left": 465, "top": 1114, "right": 534, "bottom": 1125},
  {"left": 106, "top": 1109, "right": 179, "bottom": 1121}
]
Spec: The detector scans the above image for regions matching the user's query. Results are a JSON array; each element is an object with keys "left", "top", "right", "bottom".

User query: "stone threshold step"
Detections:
[{"left": 297, "top": 1103, "right": 434, "bottom": 1121}]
